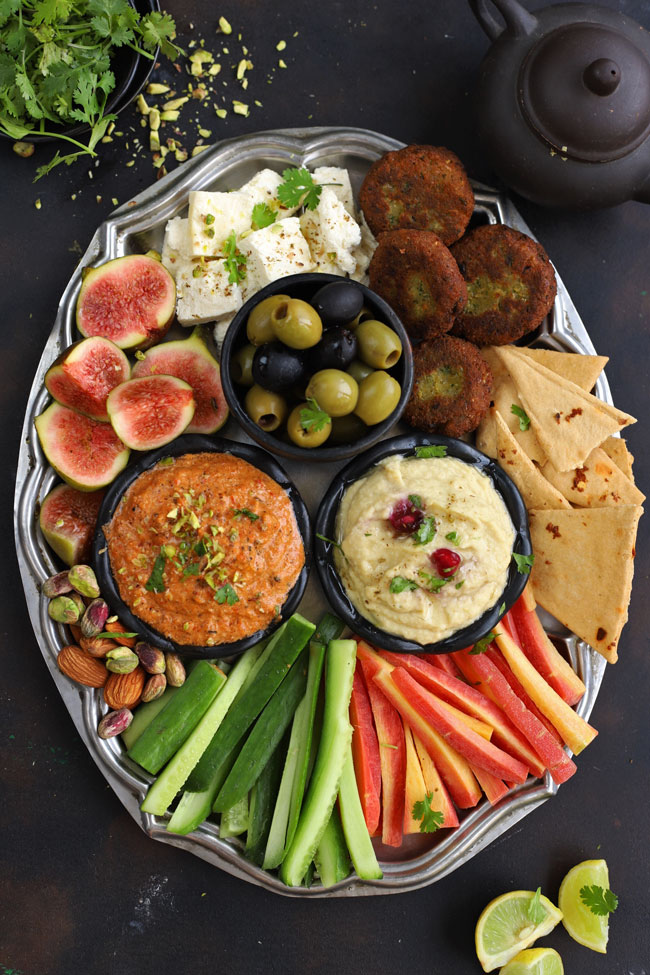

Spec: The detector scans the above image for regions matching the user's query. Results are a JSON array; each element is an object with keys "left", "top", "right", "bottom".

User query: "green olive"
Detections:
[
  {"left": 355, "top": 319, "right": 403, "bottom": 369},
  {"left": 354, "top": 370, "right": 401, "bottom": 425},
  {"left": 305, "top": 369, "right": 359, "bottom": 417},
  {"left": 271, "top": 297, "right": 323, "bottom": 349},
  {"left": 347, "top": 305, "right": 374, "bottom": 329},
  {"left": 247, "top": 295, "right": 291, "bottom": 346},
  {"left": 329, "top": 412, "right": 368, "bottom": 443},
  {"left": 244, "top": 384, "right": 288, "bottom": 432},
  {"left": 286, "top": 403, "right": 332, "bottom": 448},
  {"left": 347, "top": 359, "right": 374, "bottom": 384},
  {"left": 231, "top": 343, "right": 256, "bottom": 386}
]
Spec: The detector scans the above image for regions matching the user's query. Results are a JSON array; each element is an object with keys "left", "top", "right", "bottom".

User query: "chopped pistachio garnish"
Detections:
[{"left": 218, "top": 16, "right": 232, "bottom": 34}]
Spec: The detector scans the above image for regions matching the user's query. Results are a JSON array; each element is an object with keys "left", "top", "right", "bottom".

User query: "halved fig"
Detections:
[
  {"left": 131, "top": 326, "right": 228, "bottom": 434},
  {"left": 45, "top": 337, "right": 130, "bottom": 422},
  {"left": 76, "top": 255, "right": 176, "bottom": 350},
  {"left": 39, "top": 483, "right": 105, "bottom": 566},
  {"left": 106, "top": 375, "right": 195, "bottom": 450},
  {"left": 35, "top": 403, "right": 130, "bottom": 490}
]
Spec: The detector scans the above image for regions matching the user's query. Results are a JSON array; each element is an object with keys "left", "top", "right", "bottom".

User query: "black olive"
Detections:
[
  {"left": 309, "top": 326, "right": 358, "bottom": 371},
  {"left": 251, "top": 343, "right": 306, "bottom": 392},
  {"left": 311, "top": 280, "right": 365, "bottom": 328}
]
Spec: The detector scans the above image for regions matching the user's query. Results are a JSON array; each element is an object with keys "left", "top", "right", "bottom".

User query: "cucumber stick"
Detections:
[
  {"left": 314, "top": 806, "right": 351, "bottom": 888},
  {"left": 127, "top": 661, "right": 225, "bottom": 775},
  {"left": 213, "top": 648, "right": 308, "bottom": 812},
  {"left": 121, "top": 687, "right": 177, "bottom": 751},
  {"left": 219, "top": 795, "right": 249, "bottom": 838},
  {"left": 140, "top": 645, "right": 261, "bottom": 816},
  {"left": 338, "top": 746, "right": 383, "bottom": 881},
  {"left": 279, "top": 639, "right": 357, "bottom": 887},
  {"left": 245, "top": 731, "right": 287, "bottom": 866}
]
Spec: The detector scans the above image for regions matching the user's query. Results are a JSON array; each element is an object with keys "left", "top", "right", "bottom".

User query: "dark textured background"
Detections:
[{"left": 2, "top": 1, "right": 649, "bottom": 972}]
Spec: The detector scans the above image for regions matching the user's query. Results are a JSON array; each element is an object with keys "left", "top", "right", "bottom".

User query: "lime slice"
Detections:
[
  {"left": 499, "top": 947, "right": 564, "bottom": 975},
  {"left": 558, "top": 859, "right": 612, "bottom": 953},
  {"left": 475, "top": 890, "right": 563, "bottom": 972}
]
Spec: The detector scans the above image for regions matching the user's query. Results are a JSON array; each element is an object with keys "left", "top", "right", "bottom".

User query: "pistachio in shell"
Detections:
[
  {"left": 42, "top": 570, "right": 74, "bottom": 598},
  {"left": 105, "top": 646, "right": 139, "bottom": 674},
  {"left": 98, "top": 708, "right": 133, "bottom": 739},
  {"left": 68, "top": 564, "right": 100, "bottom": 599},
  {"left": 48, "top": 595, "right": 82, "bottom": 624},
  {"left": 80, "top": 598, "right": 109, "bottom": 639},
  {"left": 165, "top": 652, "right": 186, "bottom": 687},
  {"left": 135, "top": 641, "right": 166, "bottom": 675},
  {"left": 141, "top": 673, "right": 167, "bottom": 702}
]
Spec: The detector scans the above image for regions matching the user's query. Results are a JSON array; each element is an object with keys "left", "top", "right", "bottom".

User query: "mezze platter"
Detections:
[{"left": 14, "top": 127, "right": 607, "bottom": 896}]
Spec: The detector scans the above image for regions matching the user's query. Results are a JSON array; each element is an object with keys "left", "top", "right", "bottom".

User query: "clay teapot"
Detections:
[{"left": 469, "top": 0, "right": 650, "bottom": 207}]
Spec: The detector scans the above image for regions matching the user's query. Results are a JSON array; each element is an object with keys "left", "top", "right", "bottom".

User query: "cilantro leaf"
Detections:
[
  {"left": 417, "top": 570, "right": 448, "bottom": 593},
  {"left": 277, "top": 167, "right": 322, "bottom": 210},
  {"left": 415, "top": 444, "right": 447, "bottom": 458},
  {"left": 139, "top": 11, "right": 183, "bottom": 59},
  {"left": 300, "top": 397, "right": 331, "bottom": 433},
  {"left": 445, "top": 531, "right": 458, "bottom": 542},
  {"left": 580, "top": 884, "right": 618, "bottom": 916},
  {"left": 222, "top": 231, "right": 247, "bottom": 284},
  {"left": 469, "top": 630, "right": 499, "bottom": 654},
  {"left": 215, "top": 582, "right": 239, "bottom": 605},
  {"left": 315, "top": 532, "right": 342, "bottom": 550},
  {"left": 411, "top": 793, "right": 444, "bottom": 833},
  {"left": 408, "top": 494, "right": 423, "bottom": 509},
  {"left": 513, "top": 552, "right": 535, "bottom": 574},
  {"left": 233, "top": 507, "right": 259, "bottom": 521},
  {"left": 182, "top": 562, "right": 201, "bottom": 577},
  {"left": 251, "top": 202, "right": 276, "bottom": 231},
  {"left": 511, "top": 403, "right": 531, "bottom": 432},
  {"left": 412, "top": 515, "right": 436, "bottom": 546},
  {"left": 389, "top": 576, "right": 418, "bottom": 594},
  {"left": 527, "top": 887, "right": 547, "bottom": 925},
  {"left": 145, "top": 553, "right": 166, "bottom": 593}
]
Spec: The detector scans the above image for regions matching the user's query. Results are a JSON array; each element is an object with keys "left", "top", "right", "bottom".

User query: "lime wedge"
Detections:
[
  {"left": 499, "top": 947, "right": 564, "bottom": 975},
  {"left": 475, "top": 890, "right": 563, "bottom": 972},
  {"left": 558, "top": 859, "right": 612, "bottom": 953}
]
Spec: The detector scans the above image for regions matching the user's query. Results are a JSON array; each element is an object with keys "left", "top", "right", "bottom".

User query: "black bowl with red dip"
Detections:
[{"left": 93, "top": 435, "right": 311, "bottom": 658}]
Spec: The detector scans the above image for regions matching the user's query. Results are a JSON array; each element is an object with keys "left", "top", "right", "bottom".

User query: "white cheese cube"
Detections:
[
  {"left": 175, "top": 259, "right": 243, "bottom": 326},
  {"left": 309, "top": 187, "right": 362, "bottom": 275},
  {"left": 313, "top": 167, "right": 355, "bottom": 216},
  {"left": 161, "top": 217, "right": 191, "bottom": 278},
  {"left": 299, "top": 211, "right": 343, "bottom": 275},
  {"left": 240, "top": 168, "right": 299, "bottom": 219},
  {"left": 350, "top": 212, "right": 378, "bottom": 283},
  {"left": 240, "top": 217, "right": 315, "bottom": 298},
  {"left": 188, "top": 190, "right": 253, "bottom": 257}
]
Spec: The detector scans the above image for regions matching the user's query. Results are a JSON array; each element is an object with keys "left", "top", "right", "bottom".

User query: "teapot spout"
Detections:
[{"left": 634, "top": 172, "right": 650, "bottom": 204}]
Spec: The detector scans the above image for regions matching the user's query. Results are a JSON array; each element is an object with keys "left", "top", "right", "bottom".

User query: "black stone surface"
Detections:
[{"left": 2, "top": 2, "right": 649, "bottom": 973}]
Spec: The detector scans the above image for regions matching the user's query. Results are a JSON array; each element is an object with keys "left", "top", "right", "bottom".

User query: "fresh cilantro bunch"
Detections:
[{"left": 0, "top": 0, "right": 182, "bottom": 179}]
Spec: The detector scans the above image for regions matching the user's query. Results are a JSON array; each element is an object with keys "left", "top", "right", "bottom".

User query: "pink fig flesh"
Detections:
[
  {"left": 131, "top": 326, "right": 228, "bottom": 434},
  {"left": 106, "top": 375, "right": 195, "bottom": 450},
  {"left": 39, "top": 483, "right": 105, "bottom": 566},
  {"left": 76, "top": 255, "right": 176, "bottom": 350},
  {"left": 35, "top": 402, "right": 130, "bottom": 490},
  {"left": 45, "top": 337, "right": 130, "bottom": 422}
]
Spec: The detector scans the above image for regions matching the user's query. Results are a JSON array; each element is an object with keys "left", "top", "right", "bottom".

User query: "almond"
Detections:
[
  {"left": 104, "top": 666, "right": 146, "bottom": 710},
  {"left": 104, "top": 618, "right": 137, "bottom": 647},
  {"left": 80, "top": 634, "right": 117, "bottom": 658},
  {"left": 57, "top": 644, "right": 108, "bottom": 688}
]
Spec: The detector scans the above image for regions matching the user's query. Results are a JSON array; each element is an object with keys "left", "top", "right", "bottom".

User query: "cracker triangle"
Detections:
[
  {"left": 517, "top": 347, "right": 608, "bottom": 391},
  {"left": 495, "top": 346, "right": 635, "bottom": 471},
  {"left": 601, "top": 436, "right": 634, "bottom": 481},
  {"left": 543, "top": 447, "right": 645, "bottom": 507},
  {"left": 492, "top": 410, "right": 569, "bottom": 510},
  {"left": 528, "top": 505, "right": 643, "bottom": 662},
  {"left": 480, "top": 348, "right": 546, "bottom": 464}
]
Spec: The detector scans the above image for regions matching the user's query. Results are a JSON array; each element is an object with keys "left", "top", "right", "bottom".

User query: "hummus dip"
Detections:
[
  {"left": 105, "top": 452, "right": 304, "bottom": 646},
  {"left": 334, "top": 454, "right": 515, "bottom": 644}
]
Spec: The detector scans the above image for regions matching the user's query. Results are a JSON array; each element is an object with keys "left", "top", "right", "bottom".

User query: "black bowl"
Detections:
[
  {"left": 92, "top": 435, "right": 311, "bottom": 659},
  {"left": 314, "top": 434, "right": 532, "bottom": 655},
  {"left": 221, "top": 273, "right": 414, "bottom": 463}
]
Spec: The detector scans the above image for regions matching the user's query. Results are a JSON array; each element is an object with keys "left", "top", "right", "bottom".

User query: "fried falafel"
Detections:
[
  {"left": 368, "top": 229, "right": 467, "bottom": 344},
  {"left": 359, "top": 145, "right": 474, "bottom": 246},
  {"left": 404, "top": 335, "right": 493, "bottom": 437},
  {"left": 450, "top": 224, "right": 557, "bottom": 345}
]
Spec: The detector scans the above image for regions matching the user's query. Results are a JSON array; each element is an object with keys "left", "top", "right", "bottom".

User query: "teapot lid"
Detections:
[{"left": 520, "top": 22, "right": 650, "bottom": 162}]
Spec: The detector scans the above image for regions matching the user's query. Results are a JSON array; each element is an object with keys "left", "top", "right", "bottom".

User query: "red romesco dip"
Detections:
[{"left": 105, "top": 452, "right": 305, "bottom": 646}]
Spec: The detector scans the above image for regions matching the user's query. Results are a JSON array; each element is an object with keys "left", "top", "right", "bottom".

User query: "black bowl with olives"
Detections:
[{"left": 221, "top": 273, "right": 414, "bottom": 462}]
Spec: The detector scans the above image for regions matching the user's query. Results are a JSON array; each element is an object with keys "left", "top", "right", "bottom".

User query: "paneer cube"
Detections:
[
  {"left": 350, "top": 212, "right": 378, "bottom": 283},
  {"left": 188, "top": 190, "right": 253, "bottom": 257},
  {"left": 300, "top": 211, "right": 342, "bottom": 275},
  {"left": 301, "top": 187, "right": 362, "bottom": 275},
  {"left": 240, "top": 168, "right": 300, "bottom": 219},
  {"left": 240, "top": 217, "right": 315, "bottom": 298},
  {"left": 161, "top": 217, "right": 191, "bottom": 278},
  {"left": 313, "top": 167, "right": 356, "bottom": 216},
  {"left": 175, "top": 259, "right": 243, "bottom": 326}
]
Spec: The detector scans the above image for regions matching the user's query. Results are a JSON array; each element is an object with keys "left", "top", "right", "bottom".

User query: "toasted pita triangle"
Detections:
[
  {"left": 517, "top": 347, "right": 608, "bottom": 391},
  {"left": 528, "top": 505, "right": 643, "bottom": 663},
  {"left": 492, "top": 410, "right": 569, "bottom": 510},
  {"left": 601, "top": 436, "right": 634, "bottom": 480},
  {"left": 543, "top": 447, "right": 645, "bottom": 507},
  {"left": 495, "top": 346, "right": 636, "bottom": 471},
  {"left": 480, "top": 348, "right": 546, "bottom": 463}
]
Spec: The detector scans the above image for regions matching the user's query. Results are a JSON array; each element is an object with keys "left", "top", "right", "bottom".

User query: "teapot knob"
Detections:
[{"left": 583, "top": 58, "right": 621, "bottom": 96}]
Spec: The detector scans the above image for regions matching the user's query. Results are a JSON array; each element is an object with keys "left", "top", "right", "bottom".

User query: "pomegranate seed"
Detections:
[
  {"left": 430, "top": 548, "right": 461, "bottom": 577},
  {"left": 388, "top": 497, "right": 424, "bottom": 535}
]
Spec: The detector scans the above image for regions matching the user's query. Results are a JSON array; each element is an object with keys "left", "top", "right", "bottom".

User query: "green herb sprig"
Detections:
[{"left": 411, "top": 793, "right": 444, "bottom": 834}]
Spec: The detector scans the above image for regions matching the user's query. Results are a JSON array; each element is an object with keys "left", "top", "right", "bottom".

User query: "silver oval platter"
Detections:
[{"left": 14, "top": 127, "right": 608, "bottom": 897}]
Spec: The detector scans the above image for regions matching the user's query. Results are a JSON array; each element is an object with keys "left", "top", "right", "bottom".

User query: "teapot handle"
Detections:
[{"left": 468, "top": 0, "right": 538, "bottom": 41}]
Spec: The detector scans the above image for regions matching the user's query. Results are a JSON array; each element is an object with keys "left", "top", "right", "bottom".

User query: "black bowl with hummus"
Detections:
[
  {"left": 221, "top": 273, "right": 414, "bottom": 462},
  {"left": 315, "top": 434, "right": 532, "bottom": 655},
  {"left": 93, "top": 435, "right": 311, "bottom": 659}
]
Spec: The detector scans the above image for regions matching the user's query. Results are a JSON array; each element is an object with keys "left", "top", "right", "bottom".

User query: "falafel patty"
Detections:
[
  {"left": 368, "top": 229, "right": 467, "bottom": 344},
  {"left": 404, "top": 335, "right": 493, "bottom": 437},
  {"left": 359, "top": 145, "right": 474, "bottom": 245},
  {"left": 450, "top": 224, "right": 557, "bottom": 345}
]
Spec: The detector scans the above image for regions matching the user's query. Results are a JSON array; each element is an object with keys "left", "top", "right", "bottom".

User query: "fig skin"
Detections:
[
  {"left": 39, "top": 483, "right": 105, "bottom": 566},
  {"left": 44, "top": 337, "right": 130, "bottom": 422},
  {"left": 76, "top": 255, "right": 176, "bottom": 351},
  {"left": 130, "top": 325, "right": 228, "bottom": 434},
  {"left": 106, "top": 375, "right": 196, "bottom": 450},
  {"left": 35, "top": 402, "right": 131, "bottom": 491}
]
